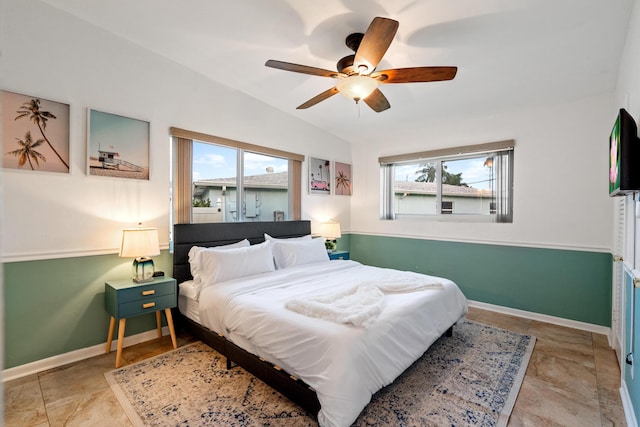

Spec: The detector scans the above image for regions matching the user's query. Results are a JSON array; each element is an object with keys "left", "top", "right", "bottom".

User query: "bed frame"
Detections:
[
  {"left": 172, "top": 220, "right": 321, "bottom": 414},
  {"left": 172, "top": 220, "right": 454, "bottom": 417}
]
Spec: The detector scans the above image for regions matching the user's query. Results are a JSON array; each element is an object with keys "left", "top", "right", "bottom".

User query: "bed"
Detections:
[{"left": 172, "top": 220, "right": 468, "bottom": 427}]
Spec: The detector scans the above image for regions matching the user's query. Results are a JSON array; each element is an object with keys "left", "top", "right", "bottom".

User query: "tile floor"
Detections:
[
  {"left": 4, "top": 307, "right": 628, "bottom": 426},
  {"left": 468, "top": 307, "right": 627, "bottom": 426}
]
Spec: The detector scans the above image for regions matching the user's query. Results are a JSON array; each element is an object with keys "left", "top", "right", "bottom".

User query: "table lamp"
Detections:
[
  {"left": 318, "top": 221, "right": 341, "bottom": 253},
  {"left": 119, "top": 227, "right": 160, "bottom": 283}
]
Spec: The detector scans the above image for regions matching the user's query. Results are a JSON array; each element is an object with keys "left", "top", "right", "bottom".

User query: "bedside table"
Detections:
[
  {"left": 328, "top": 250, "right": 350, "bottom": 260},
  {"left": 105, "top": 276, "right": 177, "bottom": 368}
]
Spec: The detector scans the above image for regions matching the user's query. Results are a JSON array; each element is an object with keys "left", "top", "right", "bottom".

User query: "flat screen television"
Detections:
[{"left": 609, "top": 108, "right": 640, "bottom": 196}]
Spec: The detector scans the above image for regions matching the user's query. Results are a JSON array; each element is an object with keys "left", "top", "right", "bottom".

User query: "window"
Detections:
[
  {"left": 171, "top": 128, "right": 303, "bottom": 224},
  {"left": 380, "top": 140, "right": 514, "bottom": 222},
  {"left": 192, "top": 143, "right": 291, "bottom": 222},
  {"left": 441, "top": 201, "right": 454, "bottom": 214}
]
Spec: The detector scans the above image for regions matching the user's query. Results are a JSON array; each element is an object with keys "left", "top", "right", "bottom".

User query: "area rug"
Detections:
[{"left": 105, "top": 321, "right": 535, "bottom": 426}]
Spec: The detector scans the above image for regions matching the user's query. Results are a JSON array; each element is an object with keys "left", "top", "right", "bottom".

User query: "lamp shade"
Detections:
[
  {"left": 119, "top": 228, "right": 160, "bottom": 258},
  {"left": 120, "top": 227, "right": 160, "bottom": 283},
  {"left": 318, "top": 221, "right": 342, "bottom": 240}
]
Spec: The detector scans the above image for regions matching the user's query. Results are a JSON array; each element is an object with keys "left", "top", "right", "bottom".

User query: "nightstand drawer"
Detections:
[
  {"left": 118, "top": 280, "right": 175, "bottom": 303},
  {"left": 118, "top": 294, "right": 177, "bottom": 318},
  {"left": 105, "top": 277, "right": 177, "bottom": 319}
]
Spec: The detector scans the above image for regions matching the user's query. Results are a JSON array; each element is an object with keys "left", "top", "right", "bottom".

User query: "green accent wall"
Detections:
[
  {"left": 349, "top": 234, "right": 612, "bottom": 326},
  {"left": 3, "top": 234, "right": 612, "bottom": 369},
  {"left": 3, "top": 251, "right": 173, "bottom": 369}
]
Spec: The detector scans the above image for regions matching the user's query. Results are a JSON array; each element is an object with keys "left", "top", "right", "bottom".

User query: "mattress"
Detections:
[
  {"left": 189, "top": 260, "right": 467, "bottom": 427},
  {"left": 178, "top": 280, "right": 201, "bottom": 324}
]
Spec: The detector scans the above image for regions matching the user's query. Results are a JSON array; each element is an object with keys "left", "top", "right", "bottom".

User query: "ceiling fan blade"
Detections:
[
  {"left": 297, "top": 87, "right": 340, "bottom": 109},
  {"left": 265, "top": 60, "right": 342, "bottom": 78},
  {"left": 354, "top": 17, "right": 399, "bottom": 73},
  {"left": 363, "top": 88, "right": 390, "bottom": 112},
  {"left": 373, "top": 66, "right": 458, "bottom": 83}
]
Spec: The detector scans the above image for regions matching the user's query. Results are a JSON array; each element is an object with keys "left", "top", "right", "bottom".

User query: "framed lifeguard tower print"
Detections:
[{"left": 88, "top": 109, "right": 150, "bottom": 180}]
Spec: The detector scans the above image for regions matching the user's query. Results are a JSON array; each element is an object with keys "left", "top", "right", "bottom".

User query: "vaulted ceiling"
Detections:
[{"left": 42, "top": 0, "right": 633, "bottom": 144}]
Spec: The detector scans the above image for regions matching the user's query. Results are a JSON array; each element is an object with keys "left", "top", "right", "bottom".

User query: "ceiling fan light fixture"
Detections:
[{"left": 336, "top": 75, "right": 378, "bottom": 101}]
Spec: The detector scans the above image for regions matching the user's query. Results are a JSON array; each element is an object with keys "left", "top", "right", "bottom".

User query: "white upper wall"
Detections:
[
  {"left": 2, "top": 0, "right": 627, "bottom": 259},
  {"left": 618, "top": 0, "right": 640, "bottom": 116},
  {"left": 0, "top": 1, "right": 351, "bottom": 261},
  {"left": 350, "top": 92, "right": 615, "bottom": 252}
]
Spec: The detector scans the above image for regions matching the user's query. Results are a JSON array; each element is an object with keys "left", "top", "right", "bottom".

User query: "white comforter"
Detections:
[{"left": 197, "top": 260, "right": 468, "bottom": 427}]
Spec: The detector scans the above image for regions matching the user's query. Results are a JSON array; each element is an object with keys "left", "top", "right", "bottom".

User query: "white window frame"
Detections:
[
  {"left": 380, "top": 140, "right": 514, "bottom": 223},
  {"left": 193, "top": 142, "right": 291, "bottom": 222},
  {"left": 171, "top": 127, "right": 304, "bottom": 224}
]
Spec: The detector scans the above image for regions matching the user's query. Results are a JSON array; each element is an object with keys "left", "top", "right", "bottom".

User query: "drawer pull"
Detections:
[
  {"left": 142, "top": 302, "right": 156, "bottom": 309},
  {"left": 142, "top": 290, "right": 155, "bottom": 296}
]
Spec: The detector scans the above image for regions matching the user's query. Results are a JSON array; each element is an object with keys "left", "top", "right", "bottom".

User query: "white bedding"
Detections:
[
  {"left": 194, "top": 260, "right": 467, "bottom": 427},
  {"left": 178, "top": 281, "right": 201, "bottom": 323}
]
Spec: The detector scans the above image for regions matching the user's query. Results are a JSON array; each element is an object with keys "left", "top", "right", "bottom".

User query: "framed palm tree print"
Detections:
[
  {"left": 88, "top": 109, "right": 150, "bottom": 180},
  {"left": 1, "top": 90, "right": 70, "bottom": 173},
  {"left": 335, "top": 161, "right": 352, "bottom": 195},
  {"left": 309, "top": 156, "right": 331, "bottom": 195}
]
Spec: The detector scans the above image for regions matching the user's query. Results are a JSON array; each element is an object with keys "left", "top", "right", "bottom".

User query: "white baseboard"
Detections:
[
  {"left": 2, "top": 326, "right": 170, "bottom": 383},
  {"left": 620, "top": 380, "right": 639, "bottom": 427},
  {"left": 468, "top": 300, "right": 611, "bottom": 336}
]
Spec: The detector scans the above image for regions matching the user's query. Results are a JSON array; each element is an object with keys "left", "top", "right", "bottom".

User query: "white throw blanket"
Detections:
[
  {"left": 286, "top": 285, "right": 384, "bottom": 328},
  {"left": 374, "top": 276, "right": 444, "bottom": 293},
  {"left": 285, "top": 276, "right": 444, "bottom": 327}
]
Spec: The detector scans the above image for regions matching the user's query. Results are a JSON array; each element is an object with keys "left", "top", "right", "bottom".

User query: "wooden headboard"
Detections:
[{"left": 172, "top": 220, "right": 312, "bottom": 284}]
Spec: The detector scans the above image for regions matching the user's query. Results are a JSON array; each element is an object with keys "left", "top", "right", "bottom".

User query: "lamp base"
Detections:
[
  {"left": 324, "top": 239, "right": 337, "bottom": 253},
  {"left": 133, "top": 277, "right": 154, "bottom": 284},
  {"left": 132, "top": 257, "right": 155, "bottom": 283}
]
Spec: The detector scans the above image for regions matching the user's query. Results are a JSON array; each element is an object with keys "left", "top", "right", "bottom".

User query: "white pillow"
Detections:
[
  {"left": 188, "top": 239, "right": 250, "bottom": 285},
  {"left": 178, "top": 280, "right": 198, "bottom": 300},
  {"left": 264, "top": 233, "right": 312, "bottom": 241},
  {"left": 197, "top": 242, "right": 275, "bottom": 292},
  {"left": 271, "top": 237, "right": 329, "bottom": 269}
]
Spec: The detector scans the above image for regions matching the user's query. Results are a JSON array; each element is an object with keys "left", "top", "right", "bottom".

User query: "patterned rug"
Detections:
[{"left": 105, "top": 321, "right": 534, "bottom": 426}]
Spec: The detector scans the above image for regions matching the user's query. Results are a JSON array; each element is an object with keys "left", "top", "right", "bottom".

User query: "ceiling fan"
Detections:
[{"left": 265, "top": 17, "right": 457, "bottom": 113}]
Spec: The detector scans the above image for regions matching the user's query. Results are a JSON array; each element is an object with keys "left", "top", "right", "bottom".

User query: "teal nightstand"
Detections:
[
  {"left": 105, "top": 276, "right": 177, "bottom": 368},
  {"left": 328, "top": 251, "right": 350, "bottom": 260}
]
